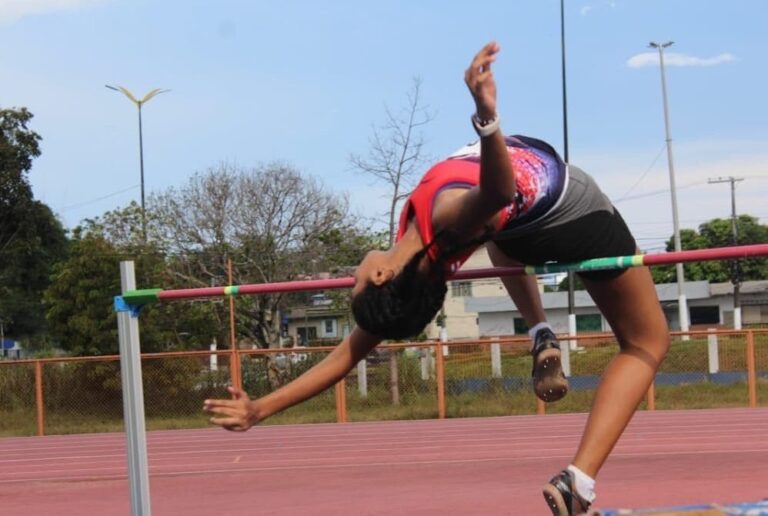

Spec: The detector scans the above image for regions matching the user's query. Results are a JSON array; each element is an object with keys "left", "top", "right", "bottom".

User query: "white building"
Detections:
[
  {"left": 466, "top": 279, "right": 768, "bottom": 337},
  {"left": 1, "top": 339, "right": 23, "bottom": 359},
  {"left": 424, "top": 247, "right": 548, "bottom": 340}
]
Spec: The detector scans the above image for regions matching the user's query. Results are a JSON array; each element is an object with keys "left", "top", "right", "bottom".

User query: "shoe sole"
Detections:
[
  {"left": 534, "top": 348, "right": 569, "bottom": 403},
  {"left": 542, "top": 482, "right": 570, "bottom": 516}
]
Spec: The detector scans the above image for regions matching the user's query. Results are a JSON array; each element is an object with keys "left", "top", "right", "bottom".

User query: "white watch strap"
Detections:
[{"left": 471, "top": 113, "right": 501, "bottom": 137}]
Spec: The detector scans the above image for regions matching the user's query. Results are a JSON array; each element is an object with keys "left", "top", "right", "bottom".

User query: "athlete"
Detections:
[{"left": 204, "top": 42, "right": 670, "bottom": 516}]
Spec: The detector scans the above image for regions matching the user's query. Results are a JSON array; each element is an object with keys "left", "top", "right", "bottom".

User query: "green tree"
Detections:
[
  {"left": 650, "top": 216, "right": 768, "bottom": 284},
  {"left": 44, "top": 228, "right": 121, "bottom": 355},
  {"left": 0, "top": 107, "right": 67, "bottom": 339},
  {"left": 44, "top": 205, "right": 219, "bottom": 355}
]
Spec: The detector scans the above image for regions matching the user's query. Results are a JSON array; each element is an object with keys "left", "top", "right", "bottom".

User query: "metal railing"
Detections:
[{"left": 1, "top": 329, "right": 766, "bottom": 437}]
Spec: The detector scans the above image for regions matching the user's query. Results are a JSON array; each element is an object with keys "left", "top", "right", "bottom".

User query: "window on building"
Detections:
[
  {"left": 576, "top": 313, "right": 602, "bottom": 332},
  {"left": 513, "top": 318, "right": 529, "bottom": 335},
  {"left": 297, "top": 326, "right": 318, "bottom": 345},
  {"left": 324, "top": 319, "right": 334, "bottom": 334},
  {"left": 689, "top": 306, "right": 719, "bottom": 325},
  {"left": 450, "top": 281, "right": 472, "bottom": 297}
]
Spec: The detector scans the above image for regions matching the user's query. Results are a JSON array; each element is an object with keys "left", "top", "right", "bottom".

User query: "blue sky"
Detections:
[{"left": 3, "top": 0, "right": 767, "bottom": 252}]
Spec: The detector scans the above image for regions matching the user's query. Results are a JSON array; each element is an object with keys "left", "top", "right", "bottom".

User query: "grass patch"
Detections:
[{"left": 654, "top": 382, "right": 754, "bottom": 410}]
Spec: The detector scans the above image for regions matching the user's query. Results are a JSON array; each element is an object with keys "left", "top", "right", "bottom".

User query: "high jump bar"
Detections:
[{"left": 120, "top": 243, "right": 768, "bottom": 306}]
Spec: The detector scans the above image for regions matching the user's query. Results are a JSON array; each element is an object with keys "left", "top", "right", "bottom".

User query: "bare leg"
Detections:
[
  {"left": 486, "top": 242, "right": 568, "bottom": 402},
  {"left": 485, "top": 242, "right": 546, "bottom": 326},
  {"left": 572, "top": 265, "right": 670, "bottom": 477}
]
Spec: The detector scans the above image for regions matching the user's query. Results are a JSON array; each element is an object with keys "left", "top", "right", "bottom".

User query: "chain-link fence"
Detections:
[
  {"left": 345, "top": 344, "right": 439, "bottom": 422},
  {"left": 240, "top": 348, "right": 337, "bottom": 425},
  {"left": 550, "top": 334, "right": 622, "bottom": 414},
  {"left": 0, "top": 361, "right": 36, "bottom": 437},
  {"left": 442, "top": 339, "right": 539, "bottom": 417},
  {"left": 0, "top": 329, "right": 765, "bottom": 437},
  {"left": 654, "top": 331, "right": 753, "bottom": 409}
]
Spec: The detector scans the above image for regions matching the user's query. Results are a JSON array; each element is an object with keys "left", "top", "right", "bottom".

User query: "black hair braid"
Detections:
[{"left": 352, "top": 226, "right": 494, "bottom": 340}]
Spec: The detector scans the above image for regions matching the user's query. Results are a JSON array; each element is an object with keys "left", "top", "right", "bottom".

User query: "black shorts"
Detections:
[{"left": 491, "top": 209, "right": 637, "bottom": 281}]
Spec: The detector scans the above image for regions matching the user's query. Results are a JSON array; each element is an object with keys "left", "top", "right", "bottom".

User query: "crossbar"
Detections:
[{"left": 120, "top": 243, "right": 768, "bottom": 306}]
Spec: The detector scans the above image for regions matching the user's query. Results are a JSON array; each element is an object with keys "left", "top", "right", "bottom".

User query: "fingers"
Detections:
[
  {"left": 210, "top": 416, "right": 248, "bottom": 432},
  {"left": 465, "top": 41, "right": 500, "bottom": 90},
  {"left": 467, "top": 42, "right": 499, "bottom": 77},
  {"left": 464, "top": 41, "right": 500, "bottom": 118},
  {"left": 204, "top": 399, "right": 251, "bottom": 431},
  {"left": 228, "top": 385, "right": 249, "bottom": 400},
  {"left": 204, "top": 404, "right": 242, "bottom": 418},
  {"left": 203, "top": 398, "right": 240, "bottom": 410},
  {"left": 204, "top": 387, "right": 257, "bottom": 432}
]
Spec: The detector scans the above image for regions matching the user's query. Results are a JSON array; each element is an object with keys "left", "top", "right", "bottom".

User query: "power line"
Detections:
[
  {"left": 613, "top": 143, "right": 667, "bottom": 203},
  {"left": 612, "top": 180, "right": 706, "bottom": 203},
  {"left": 58, "top": 185, "right": 139, "bottom": 213}
]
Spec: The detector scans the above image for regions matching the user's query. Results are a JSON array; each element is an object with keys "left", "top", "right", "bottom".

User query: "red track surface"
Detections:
[{"left": 1, "top": 408, "right": 766, "bottom": 515}]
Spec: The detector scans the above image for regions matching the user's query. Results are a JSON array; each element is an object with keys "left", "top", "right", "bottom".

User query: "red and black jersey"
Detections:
[{"left": 396, "top": 135, "right": 567, "bottom": 275}]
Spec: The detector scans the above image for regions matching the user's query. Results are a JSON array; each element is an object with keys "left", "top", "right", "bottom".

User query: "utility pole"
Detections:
[
  {"left": 649, "top": 41, "right": 689, "bottom": 336},
  {"left": 707, "top": 176, "right": 744, "bottom": 328}
]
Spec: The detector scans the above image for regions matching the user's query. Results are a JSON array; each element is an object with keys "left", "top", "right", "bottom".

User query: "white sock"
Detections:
[
  {"left": 527, "top": 321, "right": 553, "bottom": 341},
  {"left": 567, "top": 465, "right": 596, "bottom": 503}
]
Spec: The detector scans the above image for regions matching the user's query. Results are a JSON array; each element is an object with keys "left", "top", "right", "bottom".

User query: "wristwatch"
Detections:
[{"left": 471, "top": 113, "right": 501, "bottom": 137}]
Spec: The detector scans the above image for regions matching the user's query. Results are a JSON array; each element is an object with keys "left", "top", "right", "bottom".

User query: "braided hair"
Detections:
[{"left": 351, "top": 228, "right": 492, "bottom": 340}]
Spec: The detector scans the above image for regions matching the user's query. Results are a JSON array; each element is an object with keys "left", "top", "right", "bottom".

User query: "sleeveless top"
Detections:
[{"left": 395, "top": 135, "right": 567, "bottom": 274}]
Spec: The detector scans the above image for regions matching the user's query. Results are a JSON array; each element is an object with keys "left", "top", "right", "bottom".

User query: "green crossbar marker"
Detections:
[{"left": 122, "top": 288, "right": 162, "bottom": 305}]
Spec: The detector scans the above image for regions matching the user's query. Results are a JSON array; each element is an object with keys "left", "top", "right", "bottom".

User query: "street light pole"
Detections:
[
  {"left": 106, "top": 85, "right": 169, "bottom": 240},
  {"left": 561, "top": 0, "right": 578, "bottom": 349},
  {"left": 708, "top": 176, "right": 744, "bottom": 328},
  {"left": 649, "top": 41, "right": 689, "bottom": 335}
]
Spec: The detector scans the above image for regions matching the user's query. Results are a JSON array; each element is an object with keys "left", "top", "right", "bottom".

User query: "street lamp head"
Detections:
[
  {"left": 649, "top": 41, "right": 674, "bottom": 49},
  {"left": 106, "top": 85, "right": 170, "bottom": 106},
  {"left": 140, "top": 88, "right": 171, "bottom": 104},
  {"left": 105, "top": 84, "right": 141, "bottom": 106}
]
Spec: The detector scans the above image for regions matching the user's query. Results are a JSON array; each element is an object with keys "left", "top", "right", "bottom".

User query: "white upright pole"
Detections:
[
  {"left": 210, "top": 339, "right": 218, "bottom": 372},
  {"left": 357, "top": 359, "right": 368, "bottom": 398},
  {"left": 707, "top": 329, "right": 720, "bottom": 374},
  {"left": 117, "top": 261, "right": 152, "bottom": 516},
  {"left": 651, "top": 41, "right": 690, "bottom": 339},
  {"left": 567, "top": 313, "right": 577, "bottom": 351},
  {"left": 420, "top": 350, "right": 430, "bottom": 380},
  {"left": 439, "top": 327, "right": 449, "bottom": 357},
  {"left": 561, "top": 331, "right": 572, "bottom": 377},
  {"left": 490, "top": 341, "right": 502, "bottom": 379}
]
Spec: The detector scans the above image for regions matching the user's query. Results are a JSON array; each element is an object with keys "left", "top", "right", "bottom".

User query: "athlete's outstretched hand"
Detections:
[
  {"left": 465, "top": 41, "right": 500, "bottom": 120},
  {"left": 203, "top": 386, "right": 260, "bottom": 432}
]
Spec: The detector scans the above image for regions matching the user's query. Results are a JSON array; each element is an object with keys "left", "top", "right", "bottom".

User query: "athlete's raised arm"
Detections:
[{"left": 432, "top": 41, "right": 517, "bottom": 238}]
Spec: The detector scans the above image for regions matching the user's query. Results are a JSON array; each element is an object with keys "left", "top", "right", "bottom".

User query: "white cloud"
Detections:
[
  {"left": 580, "top": 1, "right": 616, "bottom": 16},
  {"left": 627, "top": 52, "right": 737, "bottom": 68},
  {"left": 0, "top": 0, "right": 105, "bottom": 24}
]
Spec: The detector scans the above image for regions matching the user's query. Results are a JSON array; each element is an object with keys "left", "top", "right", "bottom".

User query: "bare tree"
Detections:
[
  {"left": 350, "top": 77, "right": 436, "bottom": 245},
  {"left": 150, "top": 162, "right": 355, "bottom": 351},
  {"left": 349, "top": 78, "right": 436, "bottom": 405}
]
